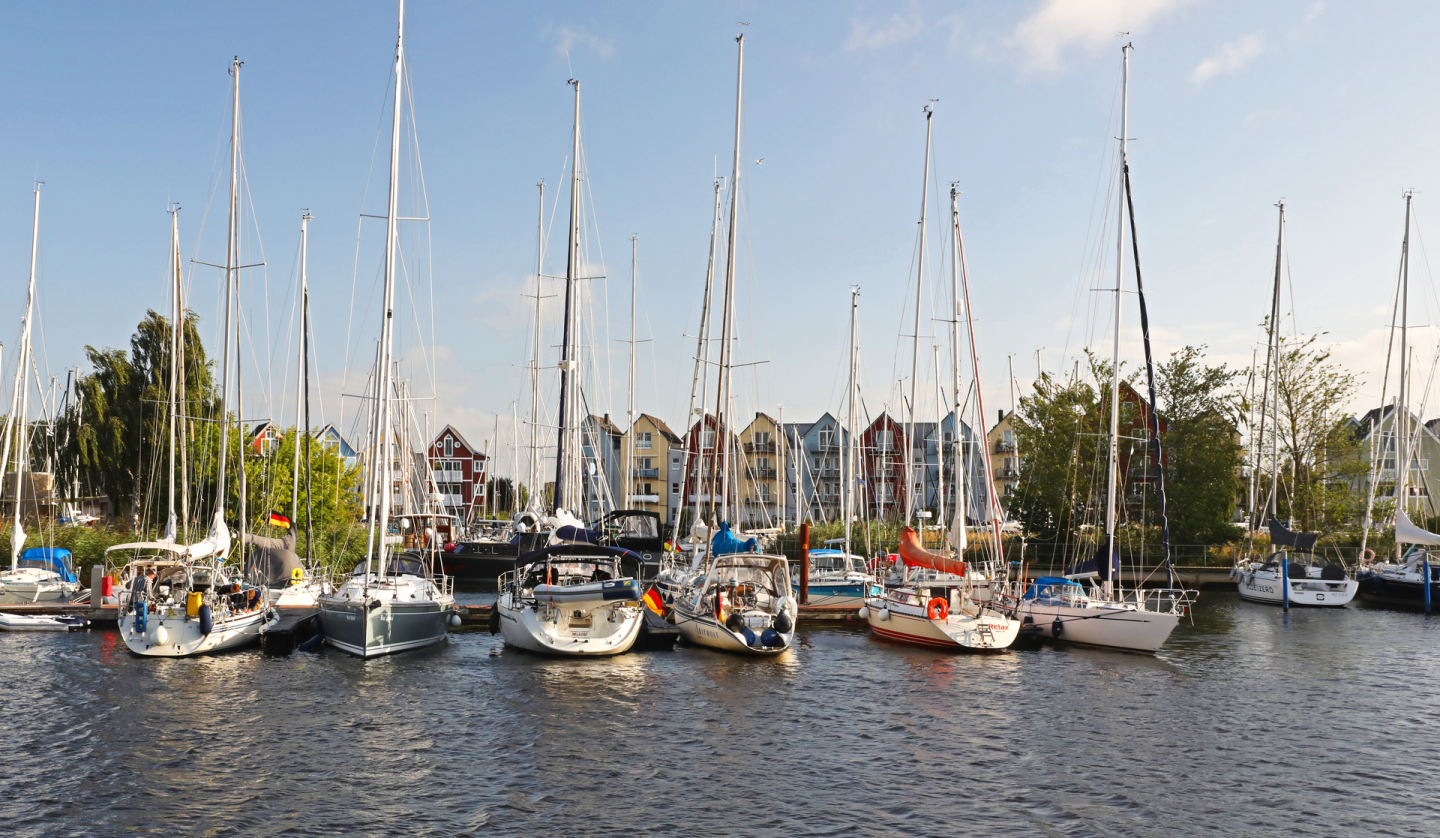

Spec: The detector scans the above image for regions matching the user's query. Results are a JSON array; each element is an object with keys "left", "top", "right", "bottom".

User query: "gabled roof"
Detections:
[
  {"left": 431, "top": 424, "right": 481, "bottom": 457},
  {"left": 635, "top": 413, "right": 683, "bottom": 445},
  {"left": 588, "top": 414, "right": 622, "bottom": 435}
]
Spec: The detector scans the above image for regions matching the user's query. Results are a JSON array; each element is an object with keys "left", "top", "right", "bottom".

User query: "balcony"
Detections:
[
  {"left": 994, "top": 440, "right": 1016, "bottom": 453},
  {"left": 632, "top": 468, "right": 660, "bottom": 479},
  {"left": 627, "top": 494, "right": 660, "bottom": 504},
  {"left": 753, "top": 468, "right": 777, "bottom": 479},
  {"left": 811, "top": 440, "right": 839, "bottom": 453},
  {"left": 818, "top": 468, "right": 840, "bottom": 479},
  {"left": 996, "top": 466, "right": 1019, "bottom": 479},
  {"left": 744, "top": 441, "right": 776, "bottom": 454},
  {"left": 744, "top": 496, "right": 776, "bottom": 506}
]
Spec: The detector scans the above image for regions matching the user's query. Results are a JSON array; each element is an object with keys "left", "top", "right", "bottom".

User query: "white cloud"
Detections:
[
  {"left": 1009, "top": 0, "right": 1187, "bottom": 72},
  {"left": 846, "top": 14, "right": 926, "bottom": 51},
  {"left": 1191, "top": 34, "right": 1263, "bottom": 85},
  {"left": 552, "top": 27, "right": 616, "bottom": 60}
]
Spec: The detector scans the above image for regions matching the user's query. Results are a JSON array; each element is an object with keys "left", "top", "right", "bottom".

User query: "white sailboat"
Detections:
[
  {"left": 113, "top": 62, "right": 277, "bottom": 656},
  {"left": 1232, "top": 202, "right": 1356, "bottom": 607},
  {"left": 496, "top": 77, "right": 645, "bottom": 657},
  {"left": 0, "top": 185, "right": 84, "bottom": 609},
  {"left": 1016, "top": 45, "right": 1194, "bottom": 652},
  {"left": 318, "top": 0, "right": 456, "bottom": 657},
  {"left": 861, "top": 110, "right": 1019, "bottom": 652},
  {"left": 671, "top": 34, "right": 798, "bottom": 656}
]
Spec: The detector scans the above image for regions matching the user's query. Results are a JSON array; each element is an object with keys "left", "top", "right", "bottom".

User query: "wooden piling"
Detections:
[{"left": 799, "top": 521, "right": 810, "bottom": 605}]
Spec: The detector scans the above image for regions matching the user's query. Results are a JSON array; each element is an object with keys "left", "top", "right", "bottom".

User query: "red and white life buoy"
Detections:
[{"left": 927, "top": 597, "right": 949, "bottom": 621}]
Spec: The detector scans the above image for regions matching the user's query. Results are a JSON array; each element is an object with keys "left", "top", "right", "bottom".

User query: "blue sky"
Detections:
[{"left": 2, "top": 1, "right": 1439, "bottom": 473}]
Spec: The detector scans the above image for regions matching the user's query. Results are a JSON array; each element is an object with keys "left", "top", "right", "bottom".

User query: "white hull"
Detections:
[
  {"left": 119, "top": 607, "right": 275, "bottom": 656},
  {"left": 865, "top": 596, "right": 1019, "bottom": 651},
  {"left": 497, "top": 597, "right": 643, "bottom": 656},
  {"left": 269, "top": 577, "right": 333, "bottom": 608},
  {"left": 673, "top": 607, "right": 793, "bottom": 655},
  {"left": 1020, "top": 600, "right": 1179, "bottom": 652},
  {"left": 0, "top": 570, "right": 82, "bottom": 605},
  {"left": 1234, "top": 569, "right": 1357, "bottom": 607},
  {"left": 0, "top": 612, "right": 88, "bottom": 631}
]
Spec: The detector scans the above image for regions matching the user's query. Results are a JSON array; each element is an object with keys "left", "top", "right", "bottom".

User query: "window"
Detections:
[
  {"left": 754, "top": 431, "right": 771, "bottom": 446},
  {"left": 757, "top": 457, "right": 771, "bottom": 470},
  {"left": 758, "top": 484, "right": 771, "bottom": 500},
  {"left": 819, "top": 428, "right": 834, "bottom": 448},
  {"left": 445, "top": 435, "right": 453, "bottom": 457},
  {"left": 672, "top": 455, "right": 680, "bottom": 465},
  {"left": 671, "top": 482, "right": 680, "bottom": 495},
  {"left": 638, "top": 457, "right": 654, "bottom": 470},
  {"left": 640, "top": 482, "right": 653, "bottom": 495},
  {"left": 703, "top": 429, "right": 716, "bottom": 449},
  {"left": 636, "top": 431, "right": 653, "bottom": 450},
  {"left": 878, "top": 430, "right": 894, "bottom": 450}
]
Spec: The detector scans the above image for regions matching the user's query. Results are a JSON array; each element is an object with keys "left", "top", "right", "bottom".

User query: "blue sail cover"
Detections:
[
  {"left": 1065, "top": 543, "right": 1118, "bottom": 581},
  {"left": 554, "top": 525, "right": 602, "bottom": 545},
  {"left": 1024, "top": 576, "right": 1084, "bottom": 600},
  {"left": 18, "top": 548, "right": 78, "bottom": 583},
  {"left": 711, "top": 522, "right": 757, "bottom": 557}
]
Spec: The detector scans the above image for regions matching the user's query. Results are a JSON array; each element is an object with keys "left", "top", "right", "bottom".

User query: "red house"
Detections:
[
  {"left": 426, "top": 425, "right": 487, "bottom": 522},
  {"left": 680, "top": 414, "right": 739, "bottom": 509},
  {"left": 859, "top": 413, "right": 910, "bottom": 520}
]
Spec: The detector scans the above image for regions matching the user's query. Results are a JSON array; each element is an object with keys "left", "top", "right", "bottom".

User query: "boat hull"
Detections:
[
  {"left": 1235, "top": 570, "right": 1357, "bottom": 607},
  {"left": 497, "top": 598, "right": 643, "bottom": 656},
  {"left": 0, "top": 613, "right": 88, "bottom": 631},
  {"left": 1357, "top": 570, "right": 1440, "bottom": 608},
  {"left": 318, "top": 598, "right": 451, "bottom": 658},
  {"left": 795, "top": 581, "right": 883, "bottom": 608},
  {"left": 865, "top": 603, "right": 1018, "bottom": 651},
  {"left": 1019, "top": 601, "right": 1178, "bottom": 652},
  {"left": 119, "top": 607, "right": 274, "bottom": 656},
  {"left": 0, "top": 571, "right": 81, "bottom": 605},
  {"left": 672, "top": 607, "right": 793, "bottom": 655}
]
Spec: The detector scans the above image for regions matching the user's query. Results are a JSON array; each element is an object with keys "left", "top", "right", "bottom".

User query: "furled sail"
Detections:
[
  {"left": 897, "top": 526, "right": 966, "bottom": 577},
  {"left": 1395, "top": 508, "right": 1440, "bottom": 546}
]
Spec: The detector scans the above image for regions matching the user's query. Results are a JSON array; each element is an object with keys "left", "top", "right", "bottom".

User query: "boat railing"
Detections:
[{"left": 1131, "top": 586, "right": 1197, "bottom": 614}]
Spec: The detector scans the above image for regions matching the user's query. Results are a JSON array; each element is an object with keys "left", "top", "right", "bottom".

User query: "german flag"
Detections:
[
  {"left": 642, "top": 586, "right": 666, "bottom": 617},
  {"left": 268, "top": 511, "right": 291, "bottom": 529}
]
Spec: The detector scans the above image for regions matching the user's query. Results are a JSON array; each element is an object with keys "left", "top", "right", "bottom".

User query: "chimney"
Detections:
[{"left": 998, "top": 409, "right": 1004, "bottom": 424}]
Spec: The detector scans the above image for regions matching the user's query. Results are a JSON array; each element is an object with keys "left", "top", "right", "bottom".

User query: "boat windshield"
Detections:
[
  {"left": 1024, "top": 577, "right": 1085, "bottom": 601},
  {"left": 352, "top": 555, "right": 428, "bottom": 577}
]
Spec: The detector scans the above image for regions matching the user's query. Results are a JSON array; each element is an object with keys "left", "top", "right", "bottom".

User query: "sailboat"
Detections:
[
  {"left": 860, "top": 111, "right": 1019, "bottom": 652},
  {"left": 1232, "top": 202, "right": 1356, "bottom": 607},
  {"left": 317, "top": 0, "right": 457, "bottom": 657},
  {"left": 0, "top": 185, "right": 85, "bottom": 610},
  {"left": 251, "top": 211, "right": 333, "bottom": 609},
  {"left": 670, "top": 34, "right": 798, "bottom": 656},
  {"left": 111, "top": 62, "right": 278, "bottom": 656},
  {"left": 1015, "top": 45, "right": 1194, "bottom": 652},
  {"left": 494, "top": 77, "right": 645, "bottom": 657},
  {"left": 1359, "top": 193, "right": 1440, "bottom": 611},
  {"left": 793, "top": 288, "right": 881, "bottom": 608}
]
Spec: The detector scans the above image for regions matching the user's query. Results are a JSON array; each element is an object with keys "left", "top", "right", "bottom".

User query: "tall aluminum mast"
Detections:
[
  {"left": 5, "top": 186, "right": 40, "bottom": 568},
  {"left": 845, "top": 287, "right": 860, "bottom": 559},
  {"left": 624, "top": 236, "right": 638, "bottom": 509},
  {"left": 686, "top": 177, "right": 724, "bottom": 529},
  {"left": 553, "top": 80, "right": 584, "bottom": 513},
  {"left": 1102, "top": 44, "right": 1132, "bottom": 598},
  {"left": 947, "top": 185, "right": 968, "bottom": 553},
  {"left": 907, "top": 105, "right": 934, "bottom": 529},
  {"left": 1397, "top": 191, "right": 1413, "bottom": 558},
  {"left": 527, "top": 182, "right": 544, "bottom": 511},
  {"left": 709, "top": 33, "right": 745, "bottom": 526}
]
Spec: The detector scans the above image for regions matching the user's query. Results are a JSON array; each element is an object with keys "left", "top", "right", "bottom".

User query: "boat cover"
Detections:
[
  {"left": 711, "top": 522, "right": 757, "bottom": 557},
  {"left": 17, "top": 548, "right": 78, "bottom": 583},
  {"left": 242, "top": 531, "right": 304, "bottom": 586},
  {"left": 1268, "top": 518, "right": 1320, "bottom": 551},
  {"left": 896, "top": 526, "right": 965, "bottom": 577},
  {"left": 516, "top": 543, "right": 643, "bottom": 566},
  {"left": 554, "top": 525, "right": 603, "bottom": 545},
  {"left": 1395, "top": 509, "right": 1440, "bottom": 546},
  {"left": 1066, "top": 543, "right": 1118, "bottom": 581},
  {"left": 1024, "top": 576, "right": 1083, "bottom": 599}
]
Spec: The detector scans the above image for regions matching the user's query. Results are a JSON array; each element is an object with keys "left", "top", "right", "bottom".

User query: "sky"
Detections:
[{"left": 2, "top": 0, "right": 1440, "bottom": 479}]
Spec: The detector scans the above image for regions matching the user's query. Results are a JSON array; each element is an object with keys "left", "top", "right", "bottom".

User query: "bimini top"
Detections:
[
  {"left": 1023, "top": 576, "right": 1084, "bottom": 600},
  {"left": 18, "top": 548, "right": 77, "bottom": 583},
  {"left": 712, "top": 554, "right": 788, "bottom": 573}
]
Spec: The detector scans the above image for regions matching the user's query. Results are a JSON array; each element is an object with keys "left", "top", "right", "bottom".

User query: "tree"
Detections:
[
  {"left": 1009, "top": 355, "right": 1109, "bottom": 543},
  {"left": 1155, "top": 346, "right": 1244, "bottom": 544}
]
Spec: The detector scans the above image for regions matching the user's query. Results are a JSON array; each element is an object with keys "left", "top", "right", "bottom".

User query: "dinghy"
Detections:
[{"left": 0, "top": 612, "right": 88, "bottom": 631}]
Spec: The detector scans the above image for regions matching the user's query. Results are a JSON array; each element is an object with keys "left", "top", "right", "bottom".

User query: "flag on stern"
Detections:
[
  {"left": 642, "top": 586, "right": 666, "bottom": 617},
  {"left": 268, "top": 511, "right": 292, "bottom": 529}
]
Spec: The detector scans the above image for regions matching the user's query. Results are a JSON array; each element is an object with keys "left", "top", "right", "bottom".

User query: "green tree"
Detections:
[
  {"left": 1010, "top": 356, "right": 1109, "bottom": 543},
  {"left": 1155, "top": 345, "right": 1244, "bottom": 544},
  {"left": 238, "top": 426, "right": 364, "bottom": 569}
]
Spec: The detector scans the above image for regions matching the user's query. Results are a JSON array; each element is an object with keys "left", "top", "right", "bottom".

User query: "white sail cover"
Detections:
[
  {"left": 1396, "top": 508, "right": 1440, "bottom": 545},
  {"left": 184, "top": 511, "right": 233, "bottom": 562}
]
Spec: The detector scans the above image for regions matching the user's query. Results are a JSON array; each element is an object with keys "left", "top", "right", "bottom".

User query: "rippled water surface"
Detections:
[{"left": 1, "top": 593, "right": 1435, "bottom": 837}]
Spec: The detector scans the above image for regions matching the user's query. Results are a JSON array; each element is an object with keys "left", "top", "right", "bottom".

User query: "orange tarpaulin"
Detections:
[{"left": 897, "top": 526, "right": 966, "bottom": 577}]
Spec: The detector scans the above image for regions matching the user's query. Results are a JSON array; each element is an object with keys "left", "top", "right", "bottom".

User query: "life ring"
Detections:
[
  {"left": 1361, "top": 548, "right": 1376, "bottom": 564},
  {"left": 926, "top": 597, "right": 949, "bottom": 621}
]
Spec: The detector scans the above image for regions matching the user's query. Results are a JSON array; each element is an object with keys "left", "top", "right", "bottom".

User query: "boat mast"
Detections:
[
  {"left": 908, "top": 105, "right": 934, "bottom": 530},
  {"left": 6, "top": 185, "right": 39, "bottom": 569},
  {"left": 625, "top": 236, "right": 638, "bottom": 510},
  {"left": 709, "top": 33, "right": 745, "bottom": 526},
  {"left": 301, "top": 211, "right": 314, "bottom": 556},
  {"left": 372, "top": 0, "right": 405, "bottom": 578},
  {"left": 553, "top": 79, "right": 582, "bottom": 514},
  {"left": 164, "top": 205, "right": 180, "bottom": 543},
  {"left": 845, "top": 287, "right": 860, "bottom": 559},
  {"left": 173, "top": 206, "right": 189, "bottom": 543},
  {"left": 954, "top": 187, "right": 1002, "bottom": 566},
  {"left": 1397, "top": 191, "right": 1413, "bottom": 559},
  {"left": 948, "top": 185, "right": 967, "bottom": 554},
  {"left": 1103, "top": 44, "right": 1131, "bottom": 598},
  {"left": 527, "top": 182, "right": 544, "bottom": 511},
  {"left": 1265, "top": 203, "right": 1284, "bottom": 530},
  {"left": 214, "top": 56, "right": 241, "bottom": 557},
  {"left": 687, "top": 177, "right": 724, "bottom": 529},
  {"left": 933, "top": 344, "right": 944, "bottom": 529}
]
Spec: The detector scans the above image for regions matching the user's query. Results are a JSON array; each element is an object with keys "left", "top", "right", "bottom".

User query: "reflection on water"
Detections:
[{"left": 0, "top": 593, "right": 1436, "bottom": 836}]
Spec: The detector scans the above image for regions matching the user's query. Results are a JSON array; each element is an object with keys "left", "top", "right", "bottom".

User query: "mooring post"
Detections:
[
  {"left": 91, "top": 565, "right": 104, "bottom": 612},
  {"left": 799, "top": 521, "right": 810, "bottom": 605}
]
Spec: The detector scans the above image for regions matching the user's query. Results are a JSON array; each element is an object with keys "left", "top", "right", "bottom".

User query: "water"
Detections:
[{"left": 1, "top": 593, "right": 1435, "bottom": 837}]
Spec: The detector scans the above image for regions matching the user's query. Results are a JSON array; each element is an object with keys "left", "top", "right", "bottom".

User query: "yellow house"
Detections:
[
  {"left": 621, "top": 413, "right": 684, "bottom": 527},
  {"left": 738, "top": 412, "right": 786, "bottom": 528}
]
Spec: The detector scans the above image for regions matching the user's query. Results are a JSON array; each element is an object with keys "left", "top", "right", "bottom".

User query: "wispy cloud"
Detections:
[
  {"left": 551, "top": 26, "right": 616, "bottom": 61},
  {"left": 1009, "top": 0, "right": 1187, "bottom": 72},
  {"left": 846, "top": 14, "right": 925, "bottom": 51},
  {"left": 1191, "top": 34, "right": 1262, "bottom": 84}
]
